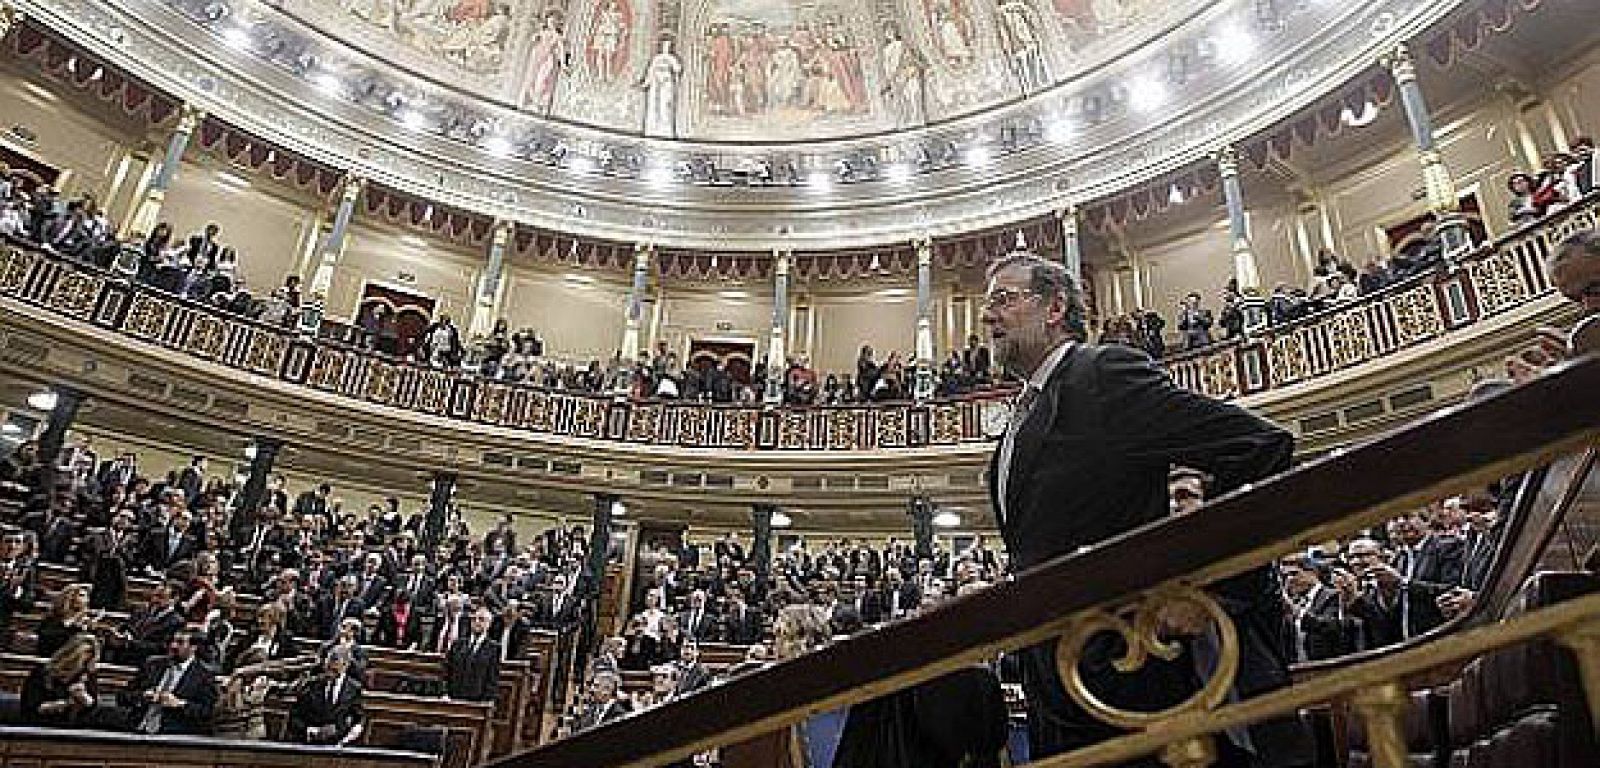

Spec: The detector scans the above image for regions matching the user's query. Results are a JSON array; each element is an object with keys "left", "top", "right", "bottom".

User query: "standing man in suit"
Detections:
[
  {"left": 175, "top": 456, "right": 206, "bottom": 506},
  {"left": 880, "top": 567, "right": 921, "bottom": 622},
  {"left": 314, "top": 576, "right": 364, "bottom": 641},
  {"left": 109, "top": 580, "right": 185, "bottom": 666},
  {"left": 143, "top": 507, "right": 199, "bottom": 575},
  {"left": 445, "top": 606, "right": 502, "bottom": 702},
  {"left": 292, "top": 647, "right": 366, "bottom": 745},
  {"left": 680, "top": 589, "right": 719, "bottom": 642},
  {"left": 536, "top": 573, "right": 578, "bottom": 630},
  {"left": 1387, "top": 513, "right": 1465, "bottom": 638},
  {"left": 719, "top": 588, "right": 763, "bottom": 644},
  {"left": 979, "top": 252, "right": 1311, "bottom": 767},
  {"left": 121, "top": 629, "right": 218, "bottom": 735},
  {"left": 81, "top": 510, "right": 139, "bottom": 610}
]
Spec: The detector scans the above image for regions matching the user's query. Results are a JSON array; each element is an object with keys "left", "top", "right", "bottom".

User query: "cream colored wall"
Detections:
[
  {"left": 158, "top": 158, "right": 314, "bottom": 293},
  {"left": 499, "top": 264, "right": 629, "bottom": 362},
  {"left": 0, "top": 69, "right": 135, "bottom": 208},
  {"left": 656, "top": 284, "right": 773, "bottom": 360},
  {"left": 331, "top": 222, "right": 479, "bottom": 321},
  {"left": 809, "top": 288, "right": 918, "bottom": 375}
]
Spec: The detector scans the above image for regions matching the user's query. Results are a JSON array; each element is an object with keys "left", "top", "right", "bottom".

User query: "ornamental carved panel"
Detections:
[
  {"left": 1326, "top": 310, "right": 1372, "bottom": 370},
  {"left": 778, "top": 409, "right": 811, "bottom": 449},
  {"left": 931, "top": 403, "right": 963, "bottom": 444},
  {"left": 244, "top": 332, "right": 288, "bottom": 376},
  {"left": 184, "top": 313, "right": 229, "bottom": 359},
  {"left": 1468, "top": 251, "right": 1529, "bottom": 317},
  {"left": 475, "top": 382, "right": 510, "bottom": 423},
  {"left": 722, "top": 409, "right": 757, "bottom": 449},
  {"left": 123, "top": 294, "right": 173, "bottom": 340},
  {"left": 1268, "top": 334, "right": 1308, "bottom": 387},
  {"left": 627, "top": 402, "right": 663, "bottom": 442},
  {"left": 877, "top": 407, "right": 908, "bottom": 448},
  {"left": 308, "top": 348, "right": 348, "bottom": 391},
  {"left": 45, "top": 271, "right": 103, "bottom": 319},
  {"left": 827, "top": 409, "right": 859, "bottom": 450},
  {"left": 0, "top": 248, "right": 34, "bottom": 293},
  {"left": 1388, "top": 285, "right": 1443, "bottom": 347}
]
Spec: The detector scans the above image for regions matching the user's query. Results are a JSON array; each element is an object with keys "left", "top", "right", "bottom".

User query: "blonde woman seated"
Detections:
[
  {"left": 721, "top": 603, "right": 834, "bottom": 768},
  {"left": 22, "top": 633, "right": 102, "bottom": 727},
  {"left": 36, "top": 583, "right": 100, "bottom": 658}
]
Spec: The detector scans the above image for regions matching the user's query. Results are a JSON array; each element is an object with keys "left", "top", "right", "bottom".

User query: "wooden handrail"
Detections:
[{"left": 493, "top": 354, "right": 1600, "bottom": 768}]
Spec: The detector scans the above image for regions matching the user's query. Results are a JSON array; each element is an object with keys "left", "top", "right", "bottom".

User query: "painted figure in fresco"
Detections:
[
  {"left": 706, "top": 23, "right": 736, "bottom": 115},
  {"left": 768, "top": 42, "right": 803, "bottom": 109},
  {"left": 589, "top": 0, "right": 630, "bottom": 82},
  {"left": 879, "top": 24, "right": 925, "bottom": 127},
  {"left": 734, "top": 24, "right": 772, "bottom": 115},
  {"left": 928, "top": 0, "right": 975, "bottom": 65},
  {"left": 438, "top": 3, "right": 510, "bottom": 71},
  {"left": 642, "top": 39, "right": 683, "bottom": 137},
  {"left": 522, "top": 11, "right": 568, "bottom": 112},
  {"left": 998, "top": 0, "right": 1049, "bottom": 91},
  {"left": 820, "top": 20, "right": 867, "bottom": 113}
]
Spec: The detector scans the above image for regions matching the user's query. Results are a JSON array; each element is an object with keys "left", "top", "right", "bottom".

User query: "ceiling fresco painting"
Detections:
[{"left": 263, "top": 0, "right": 1216, "bottom": 141}]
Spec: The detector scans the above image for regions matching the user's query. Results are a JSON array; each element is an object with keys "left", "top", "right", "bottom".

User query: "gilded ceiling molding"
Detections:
[{"left": 16, "top": 0, "right": 1469, "bottom": 249}]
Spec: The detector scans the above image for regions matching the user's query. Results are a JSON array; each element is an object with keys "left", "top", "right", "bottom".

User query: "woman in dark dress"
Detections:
[
  {"left": 22, "top": 633, "right": 102, "bottom": 727},
  {"left": 35, "top": 583, "right": 96, "bottom": 658}
]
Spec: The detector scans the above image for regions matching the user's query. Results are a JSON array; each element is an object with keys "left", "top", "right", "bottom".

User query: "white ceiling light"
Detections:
[
  {"left": 885, "top": 163, "right": 912, "bottom": 183},
  {"left": 806, "top": 170, "right": 833, "bottom": 190},
  {"left": 1168, "top": 183, "right": 1186, "bottom": 204},
  {"left": 643, "top": 162, "right": 673, "bottom": 187},
  {"left": 214, "top": 170, "right": 253, "bottom": 189},
  {"left": 1046, "top": 119, "right": 1077, "bottom": 145},
  {"left": 401, "top": 110, "right": 429, "bottom": 132},
  {"left": 1126, "top": 76, "right": 1168, "bottom": 112},
  {"left": 482, "top": 135, "right": 514, "bottom": 157},
  {"left": 770, "top": 511, "right": 793, "bottom": 528},
  {"left": 1212, "top": 24, "right": 1257, "bottom": 65},
  {"left": 610, "top": 500, "right": 627, "bottom": 517},
  {"left": 222, "top": 27, "right": 252, "bottom": 51},
  {"left": 315, "top": 72, "right": 344, "bottom": 98},
  {"left": 964, "top": 144, "right": 993, "bottom": 167},
  {"left": 26, "top": 391, "right": 58, "bottom": 411},
  {"left": 1340, "top": 100, "right": 1380, "bottom": 128},
  {"left": 568, "top": 155, "right": 596, "bottom": 174},
  {"left": 932, "top": 511, "right": 962, "bottom": 529},
  {"left": 243, "top": 443, "right": 258, "bottom": 461}
]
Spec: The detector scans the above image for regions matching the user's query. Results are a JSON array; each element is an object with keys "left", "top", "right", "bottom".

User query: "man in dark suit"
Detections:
[
  {"left": 353, "top": 553, "right": 390, "bottom": 610},
  {"left": 848, "top": 575, "right": 887, "bottom": 626},
  {"left": 445, "top": 607, "right": 502, "bottom": 702},
  {"left": 879, "top": 567, "right": 921, "bottom": 622},
  {"left": 109, "top": 580, "right": 185, "bottom": 666},
  {"left": 120, "top": 629, "right": 218, "bottom": 735},
  {"left": 980, "top": 253, "right": 1311, "bottom": 767},
  {"left": 81, "top": 510, "right": 140, "bottom": 609},
  {"left": 679, "top": 589, "right": 719, "bottom": 642},
  {"left": 719, "top": 589, "right": 763, "bottom": 644},
  {"left": 175, "top": 456, "right": 206, "bottom": 506},
  {"left": 0, "top": 531, "right": 37, "bottom": 623},
  {"left": 1387, "top": 513, "right": 1465, "bottom": 638},
  {"left": 534, "top": 574, "right": 579, "bottom": 630},
  {"left": 293, "top": 484, "right": 333, "bottom": 528},
  {"left": 143, "top": 507, "right": 199, "bottom": 574},
  {"left": 393, "top": 554, "right": 436, "bottom": 613},
  {"left": 314, "top": 576, "right": 365, "bottom": 641},
  {"left": 491, "top": 600, "right": 534, "bottom": 661},
  {"left": 574, "top": 672, "right": 632, "bottom": 732},
  {"left": 291, "top": 647, "right": 366, "bottom": 745}
]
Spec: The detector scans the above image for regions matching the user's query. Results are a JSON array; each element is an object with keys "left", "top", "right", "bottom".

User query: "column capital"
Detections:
[
  {"left": 1383, "top": 43, "right": 1417, "bottom": 86},
  {"left": 491, "top": 218, "right": 514, "bottom": 246},
  {"left": 338, "top": 174, "right": 367, "bottom": 202},
  {"left": 0, "top": 3, "right": 23, "bottom": 40},
  {"left": 1054, "top": 202, "right": 1080, "bottom": 221},
  {"left": 633, "top": 242, "right": 654, "bottom": 267},
  {"left": 175, "top": 103, "right": 206, "bottom": 133},
  {"left": 914, "top": 236, "right": 934, "bottom": 265},
  {"left": 773, "top": 250, "right": 791, "bottom": 276},
  {"left": 1214, "top": 145, "right": 1240, "bottom": 178}
]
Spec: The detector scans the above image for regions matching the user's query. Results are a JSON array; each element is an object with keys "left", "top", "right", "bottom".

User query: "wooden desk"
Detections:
[{"left": 0, "top": 725, "right": 435, "bottom": 768}]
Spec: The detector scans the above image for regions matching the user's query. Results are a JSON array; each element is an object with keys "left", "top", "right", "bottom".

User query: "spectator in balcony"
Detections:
[
  {"left": 1176, "top": 292, "right": 1214, "bottom": 351},
  {"left": 40, "top": 201, "right": 91, "bottom": 258},
  {"left": 292, "top": 646, "right": 366, "bottom": 746},
  {"left": 856, "top": 345, "right": 880, "bottom": 400},
  {"left": 0, "top": 190, "right": 28, "bottom": 238},
  {"left": 962, "top": 334, "right": 991, "bottom": 384},
  {"left": 479, "top": 318, "right": 511, "bottom": 376},
  {"left": 22, "top": 633, "right": 103, "bottom": 728},
  {"left": 122, "top": 629, "right": 218, "bottom": 735},
  {"left": 420, "top": 314, "right": 465, "bottom": 368},
  {"left": 1134, "top": 308, "right": 1166, "bottom": 359},
  {"left": 1570, "top": 137, "right": 1595, "bottom": 195},
  {"left": 1507, "top": 172, "right": 1542, "bottom": 226},
  {"left": 1537, "top": 152, "right": 1581, "bottom": 213}
]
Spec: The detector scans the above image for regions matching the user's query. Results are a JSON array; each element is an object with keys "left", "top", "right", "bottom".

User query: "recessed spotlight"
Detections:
[
  {"left": 964, "top": 144, "right": 993, "bottom": 167},
  {"left": 222, "top": 27, "right": 251, "bottom": 51},
  {"left": 932, "top": 511, "right": 962, "bottom": 528},
  {"left": 718, "top": 290, "right": 749, "bottom": 300},
  {"left": 610, "top": 500, "right": 627, "bottom": 517},
  {"left": 1212, "top": 24, "right": 1257, "bottom": 65},
  {"left": 401, "top": 110, "right": 429, "bottom": 132},
  {"left": 0, "top": 423, "right": 21, "bottom": 435},
  {"left": 568, "top": 155, "right": 596, "bottom": 174},
  {"left": 1045, "top": 120, "right": 1077, "bottom": 144},
  {"left": 771, "top": 511, "right": 793, "bottom": 528},
  {"left": 807, "top": 170, "right": 832, "bottom": 189},
  {"left": 26, "top": 391, "right": 58, "bottom": 411},
  {"left": 885, "top": 163, "right": 912, "bottom": 183},
  {"left": 243, "top": 443, "right": 258, "bottom": 461},
  {"left": 643, "top": 163, "right": 673, "bottom": 186},
  {"left": 315, "top": 73, "right": 344, "bottom": 97},
  {"left": 482, "top": 135, "right": 514, "bottom": 157},
  {"left": 1126, "top": 77, "right": 1168, "bottom": 112},
  {"left": 214, "top": 170, "right": 253, "bottom": 189},
  {"left": 1168, "top": 183, "right": 1186, "bottom": 204}
]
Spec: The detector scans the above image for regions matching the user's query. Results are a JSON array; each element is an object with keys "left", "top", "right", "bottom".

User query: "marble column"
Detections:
[
  {"left": 750, "top": 503, "right": 776, "bottom": 580},
  {"left": 127, "top": 104, "right": 204, "bottom": 239},
  {"left": 469, "top": 220, "right": 512, "bottom": 338},
  {"left": 1057, "top": 203, "right": 1083, "bottom": 283},
  {"left": 308, "top": 175, "right": 365, "bottom": 299},
  {"left": 913, "top": 237, "right": 935, "bottom": 401},
  {"left": 421, "top": 471, "right": 456, "bottom": 556},
  {"left": 1216, "top": 145, "right": 1262, "bottom": 293},
  {"left": 621, "top": 244, "right": 651, "bottom": 362},
  {"left": 1387, "top": 43, "right": 1473, "bottom": 257},
  {"left": 764, "top": 251, "right": 791, "bottom": 405}
]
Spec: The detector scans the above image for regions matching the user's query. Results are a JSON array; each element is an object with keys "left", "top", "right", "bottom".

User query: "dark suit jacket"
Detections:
[
  {"left": 445, "top": 635, "right": 502, "bottom": 702},
  {"left": 142, "top": 527, "right": 199, "bottom": 572},
  {"left": 1396, "top": 535, "right": 1465, "bottom": 636},
  {"left": 679, "top": 607, "right": 720, "bottom": 642},
  {"left": 120, "top": 655, "right": 217, "bottom": 735},
  {"left": 535, "top": 591, "right": 578, "bottom": 630},
  {"left": 990, "top": 343, "right": 1309, "bottom": 766},
  {"left": 291, "top": 675, "right": 365, "bottom": 744},
  {"left": 720, "top": 605, "right": 763, "bottom": 644},
  {"left": 1298, "top": 586, "right": 1364, "bottom": 661},
  {"left": 575, "top": 697, "right": 632, "bottom": 732},
  {"left": 313, "top": 596, "right": 364, "bottom": 640},
  {"left": 81, "top": 530, "right": 138, "bottom": 610},
  {"left": 375, "top": 607, "right": 424, "bottom": 649},
  {"left": 116, "top": 605, "right": 184, "bottom": 665}
]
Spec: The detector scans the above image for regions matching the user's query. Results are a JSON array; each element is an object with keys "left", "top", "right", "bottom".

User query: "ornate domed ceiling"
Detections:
[
  {"left": 277, "top": 0, "right": 1208, "bottom": 142},
  {"left": 17, "top": 0, "right": 1476, "bottom": 248}
]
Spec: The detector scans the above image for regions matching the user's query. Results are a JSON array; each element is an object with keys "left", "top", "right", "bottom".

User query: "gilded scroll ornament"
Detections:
[{"left": 1054, "top": 584, "right": 1240, "bottom": 731}]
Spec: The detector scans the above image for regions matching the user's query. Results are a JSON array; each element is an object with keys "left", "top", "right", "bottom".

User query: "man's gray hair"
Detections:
[
  {"left": 986, "top": 251, "right": 1089, "bottom": 341},
  {"left": 1553, "top": 229, "right": 1600, "bottom": 267}
]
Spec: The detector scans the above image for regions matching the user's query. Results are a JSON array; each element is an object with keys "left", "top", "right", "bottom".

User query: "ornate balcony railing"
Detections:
[
  {"left": 1163, "top": 194, "right": 1598, "bottom": 400},
  {"left": 491, "top": 353, "right": 1600, "bottom": 768},
  {"left": 0, "top": 195, "right": 1591, "bottom": 453}
]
